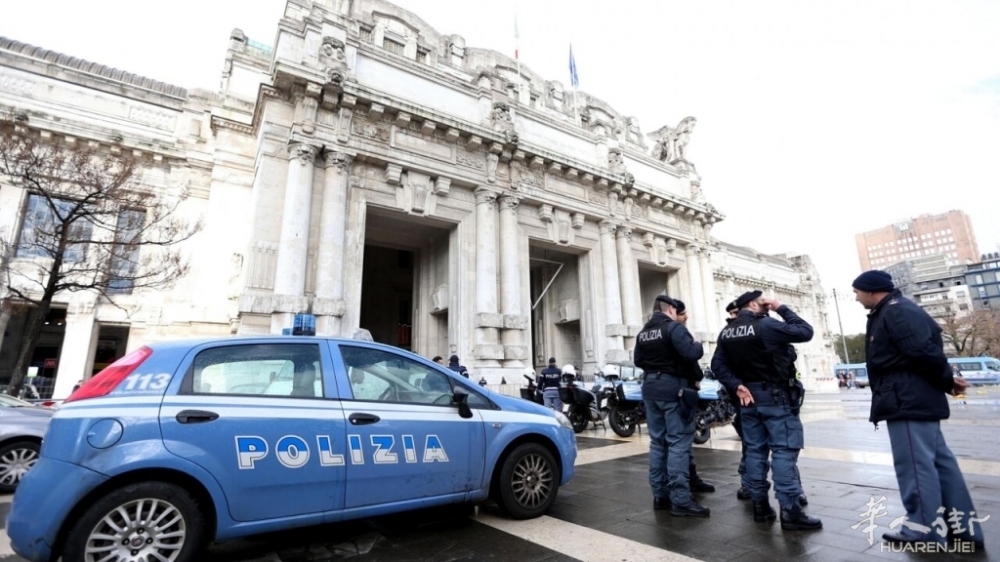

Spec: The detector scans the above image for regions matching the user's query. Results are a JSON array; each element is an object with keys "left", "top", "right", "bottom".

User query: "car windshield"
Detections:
[{"left": 0, "top": 393, "right": 34, "bottom": 407}]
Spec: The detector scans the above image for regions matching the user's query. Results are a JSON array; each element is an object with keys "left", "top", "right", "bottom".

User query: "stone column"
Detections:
[
  {"left": 684, "top": 244, "right": 707, "bottom": 334},
  {"left": 699, "top": 247, "right": 718, "bottom": 334},
  {"left": 314, "top": 150, "right": 353, "bottom": 336},
  {"left": 498, "top": 194, "right": 526, "bottom": 368},
  {"left": 616, "top": 226, "right": 643, "bottom": 351},
  {"left": 599, "top": 221, "right": 626, "bottom": 362},
  {"left": 473, "top": 188, "right": 502, "bottom": 367},
  {"left": 271, "top": 142, "right": 318, "bottom": 333}
]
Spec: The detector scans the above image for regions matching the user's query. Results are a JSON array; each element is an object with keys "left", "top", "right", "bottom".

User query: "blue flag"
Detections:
[{"left": 569, "top": 44, "right": 579, "bottom": 89}]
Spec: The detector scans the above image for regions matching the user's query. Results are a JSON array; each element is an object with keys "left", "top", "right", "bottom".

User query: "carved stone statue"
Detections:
[
  {"left": 608, "top": 148, "right": 625, "bottom": 173},
  {"left": 671, "top": 116, "right": 696, "bottom": 161},
  {"left": 491, "top": 102, "right": 513, "bottom": 126}
]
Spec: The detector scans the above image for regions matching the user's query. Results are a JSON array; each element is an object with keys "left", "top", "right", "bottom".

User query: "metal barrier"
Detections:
[{"left": 0, "top": 376, "right": 56, "bottom": 400}]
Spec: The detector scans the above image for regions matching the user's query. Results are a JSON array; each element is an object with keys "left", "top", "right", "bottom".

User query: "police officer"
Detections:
[
  {"left": 721, "top": 300, "right": 754, "bottom": 501},
  {"left": 634, "top": 295, "right": 709, "bottom": 517},
  {"left": 539, "top": 357, "right": 563, "bottom": 411},
  {"left": 711, "top": 290, "right": 820, "bottom": 530},
  {"left": 853, "top": 270, "right": 984, "bottom": 547},
  {"left": 447, "top": 355, "right": 469, "bottom": 378},
  {"left": 672, "top": 299, "right": 716, "bottom": 494}
]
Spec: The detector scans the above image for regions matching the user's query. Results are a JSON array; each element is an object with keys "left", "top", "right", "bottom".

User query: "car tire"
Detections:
[
  {"left": 0, "top": 440, "right": 40, "bottom": 493},
  {"left": 62, "top": 481, "right": 206, "bottom": 562},
  {"left": 495, "top": 443, "right": 559, "bottom": 520}
]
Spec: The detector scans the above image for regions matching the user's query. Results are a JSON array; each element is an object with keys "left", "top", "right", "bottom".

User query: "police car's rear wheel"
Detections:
[
  {"left": 496, "top": 443, "right": 559, "bottom": 519},
  {"left": 63, "top": 482, "right": 205, "bottom": 562}
]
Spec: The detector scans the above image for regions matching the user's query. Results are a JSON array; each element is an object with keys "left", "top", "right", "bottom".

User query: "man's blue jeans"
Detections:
[
  {"left": 645, "top": 399, "right": 695, "bottom": 504},
  {"left": 740, "top": 404, "right": 804, "bottom": 510},
  {"left": 543, "top": 388, "right": 562, "bottom": 411}
]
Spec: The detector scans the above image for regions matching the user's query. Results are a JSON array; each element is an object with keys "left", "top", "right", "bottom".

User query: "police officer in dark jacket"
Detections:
[
  {"left": 671, "top": 299, "right": 716, "bottom": 494},
  {"left": 711, "top": 291, "right": 821, "bottom": 531},
  {"left": 634, "top": 295, "right": 709, "bottom": 517},
  {"left": 720, "top": 300, "right": 754, "bottom": 501},
  {"left": 447, "top": 355, "right": 469, "bottom": 378},
  {"left": 853, "top": 270, "right": 984, "bottom": 547},
  {"left": 539, "top": 357, "right": 563, "bottom": 411}
]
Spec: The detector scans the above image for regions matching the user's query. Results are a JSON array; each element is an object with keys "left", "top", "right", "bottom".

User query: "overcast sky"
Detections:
[{"left": 4, "top": 0, "right": 999, "bottom": 335}]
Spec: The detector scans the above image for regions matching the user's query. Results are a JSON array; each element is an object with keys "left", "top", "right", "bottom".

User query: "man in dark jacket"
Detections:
[
  {"left": 634, "top": 295, "right": 709, "bottom": 517},
  {"left": 447, "top": 355, "right": 469, "bottom": 378},
  {"left": 672, "top": 299, "right": 716, "bottom": 494},
  {"left": 853, "top": 270, "right": 984, "bottom": 548},
  {"left": 711, "top": 291, "right": 821, "bottom": 531}
]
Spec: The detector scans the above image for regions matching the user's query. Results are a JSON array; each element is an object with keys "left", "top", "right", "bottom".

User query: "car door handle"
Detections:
[
  {"left": 349, "top": 413, "right": 380, "bottom": 425},
  {"left": 176, "top": 410, "right": 219, "bottom": 424}
]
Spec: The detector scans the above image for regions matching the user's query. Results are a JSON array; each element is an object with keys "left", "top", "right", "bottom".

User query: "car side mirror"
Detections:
[{"left": 453, "top": 386, "right": 473, "bottom": 419}]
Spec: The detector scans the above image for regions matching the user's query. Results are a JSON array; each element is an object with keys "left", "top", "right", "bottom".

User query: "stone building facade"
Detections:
[{"left": 0, "top": 0, "right": 838, "bottom": 398}]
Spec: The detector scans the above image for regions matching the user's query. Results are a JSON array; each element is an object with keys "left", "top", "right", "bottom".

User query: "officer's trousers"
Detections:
[
  {"left": 645, "top": 399, "right": 695, "bottom": 504},
  {"left": 886, "top": 420, "right": 983, "bottom": 544},
  {"left": 542, "top": 388, "right": 562, "bottom": 411},
  {"left": 740, "top": 403, "right": 804, "bottom": 509}
]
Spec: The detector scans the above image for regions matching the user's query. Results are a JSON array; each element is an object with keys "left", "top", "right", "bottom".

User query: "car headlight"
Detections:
[{"left": 554, "top": 411, "right": 573, "bottom": 430}]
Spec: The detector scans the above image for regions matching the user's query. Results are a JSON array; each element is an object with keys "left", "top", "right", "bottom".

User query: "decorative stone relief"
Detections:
[
  {"left": 403, "top": 171, "right": 432, "bottom": 214},
  {"left": 456, "top": 148, "right": 486, "bottom": 170},
  {"left": 128, "top": 106, "right": 176, "bottom": 131},
  {"left": 571, "top": 212, "right": 585, "bottom": 229},
  {"left": 433, "top": 177, "right": 451, "bottom": 196},
  {"left": 474, "top": 188, "right": 497, "bottom": 210},
  {"left": 510, "top": 161, "right": 540, "bottom": 190},
  {"left": 320, "top": 36, "right": 348, "bottom": 86},
  {"left": 352, "top": 117, "right": 391, "bottom": 143},
  {"left": 608, "top": 191, "right": 620, "bottom": 217},
  {"left": 486, "top": 153, "right": 498, "bottom": 183},
  {"left": 336, "top": 107, "right": 353, "bottom": 143},
  {"left": 608, "top": 148, "right": 626, "bottom": 174},
  {"left": 0, "top": 74, "right": 36, "bottom": 96},
  {"left": 623, "top": 197, "right": 635, "bottom": 221},
  {"left": 556, "top": 299, "right": 580, "bottom": 323}
]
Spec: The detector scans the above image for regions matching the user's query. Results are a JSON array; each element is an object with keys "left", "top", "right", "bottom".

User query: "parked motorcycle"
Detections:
[
  {"left": 559, "top": 380, "right": 600, "bottom": 433},
  {"left": 608, "top": 378, "right": 646, "bottom": 437},
  {"left": 520, "top": 374, "right": 543, "bottom": 405},
  {"left": 693, "top": 379, "right": 737, "bottom": 444},
  {"left": 591, "top": 375, "right": 617, "bottom": 421}
]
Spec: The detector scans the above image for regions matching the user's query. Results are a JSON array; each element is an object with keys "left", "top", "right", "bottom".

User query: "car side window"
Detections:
[
  {"left": 185, "top": 344, "right": 323, "bottom": 398},
  {"left": 956, "top": 362, "right": 981, "bottom": 372},
  {"left": 339, "top": 346, "right": 455, "bottom": 405},
  {"left": 987, "top": 362, "right": 1000, "bottom": 372}
]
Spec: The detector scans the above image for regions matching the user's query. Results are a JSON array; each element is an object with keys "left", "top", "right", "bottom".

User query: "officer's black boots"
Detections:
[
  {"left": 737, "top": 486, "right": 752, "bottom": 500},
  {"left": 798, "top": 493, "right": 808, "bottom": 506},
  {"left": 780, "top": 505, "right": 822, "bottom": 531},
  {"left": 752, "top": 500, "right": 776, "bottom": 522},
  {"left": 670, "top": 500, "right": 710, "bottom": 517},
  {"left": 689, "top": 463, "right": 716, "bottom": 493},
  {"left": 653, "top": 496, "right": 671, "bottom": 510}
]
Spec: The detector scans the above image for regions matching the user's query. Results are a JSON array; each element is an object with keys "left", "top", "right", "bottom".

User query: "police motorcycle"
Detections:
[
  {"left": 558, "top": 375, "right": 600, "bottom": 433},
  {"left": 520, "top": 373, "right": 544, "bottom": 404},
  {"left": 591, "top": 369, "right": 618, "bottom": 422},
  {"left": 604, "top": 363, "right": 647, "bottom": 437},
  {"left": 692, "top": 372, "right": 737, "bottom": 444}
]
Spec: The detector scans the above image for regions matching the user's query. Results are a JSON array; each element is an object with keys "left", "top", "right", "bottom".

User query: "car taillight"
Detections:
[{"left": 64, "top": 346, "right": 153, "bottom": 403}]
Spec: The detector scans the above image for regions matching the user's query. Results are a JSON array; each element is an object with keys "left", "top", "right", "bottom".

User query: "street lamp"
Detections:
[{"left": 831, "top": 288, "right": 851, "bottom": 363}]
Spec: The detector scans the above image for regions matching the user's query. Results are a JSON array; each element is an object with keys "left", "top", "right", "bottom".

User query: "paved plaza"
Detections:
[{"left": 4, "top": 389, "right": 998, "bottom": 561}]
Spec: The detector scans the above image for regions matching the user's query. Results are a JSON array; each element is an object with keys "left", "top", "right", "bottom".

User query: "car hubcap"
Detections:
[
  {"left": 511, "top": 453, "right": 553, "bottom": 509},
  {"left": 85, "top": 498, "right": 186, "bottom": 562},
  {"left": 0, "top": 447, "right": 38, "bottom": 486}
]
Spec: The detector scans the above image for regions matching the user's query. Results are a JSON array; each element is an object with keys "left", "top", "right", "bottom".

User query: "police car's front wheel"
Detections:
[
  {"left": 62, "top": 481, "right": 206, "bottom": 562},
  {"left": 495, "top": 443, "right": 559, "bottom": 519}
]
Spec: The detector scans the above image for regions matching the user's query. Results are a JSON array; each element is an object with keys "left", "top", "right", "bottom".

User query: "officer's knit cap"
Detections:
[{"left": 852, "top": 270, "right": 894, "bottom": 292}]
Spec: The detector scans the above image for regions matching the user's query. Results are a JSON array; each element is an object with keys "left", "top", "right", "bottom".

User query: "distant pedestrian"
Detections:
[
  {"left": 447, "top": 355, "right": 469, "bottom": 378},
  {"left": 853, "top": 270, "right": 984, "bottom": 548},
  {"left": 432, "top": 356, "right": 445, "bottom": 366}
]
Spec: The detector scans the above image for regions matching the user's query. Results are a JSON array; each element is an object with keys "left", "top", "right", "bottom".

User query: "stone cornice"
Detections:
[{"left": 0, "top": 36, "right": 187, "bottom": 101}]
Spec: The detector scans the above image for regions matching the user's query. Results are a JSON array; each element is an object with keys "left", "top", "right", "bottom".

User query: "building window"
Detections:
[
  {"left": 16, "top": 194, "right": 94, "bottom": 262},
  {"left": 107, "top": 209, "right": 146, "bottom": 295},
  {"left": 976, "top": 274, "right": 984, "bottom": 284},
  {"left": 383, "top": 37, "right": 405, "bottom": 55},
  {"left": 416, "top": 50, "right": 428, "bottom": 63},
  {"left": 359, "top": 27, "right": 373, "bottom": 43}
]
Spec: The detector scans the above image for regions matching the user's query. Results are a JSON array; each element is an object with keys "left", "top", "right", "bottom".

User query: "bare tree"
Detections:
[
  {"left": 939, "top": 308, "right": 1000, "bottom": 358},
  {"left": 0, "top": 113, "right": 201, "bottom": 396}
]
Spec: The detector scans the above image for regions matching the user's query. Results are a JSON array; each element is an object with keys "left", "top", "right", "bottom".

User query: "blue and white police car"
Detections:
[{"left": 6, "top": 336, "right": 577, "bottom": 562}]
